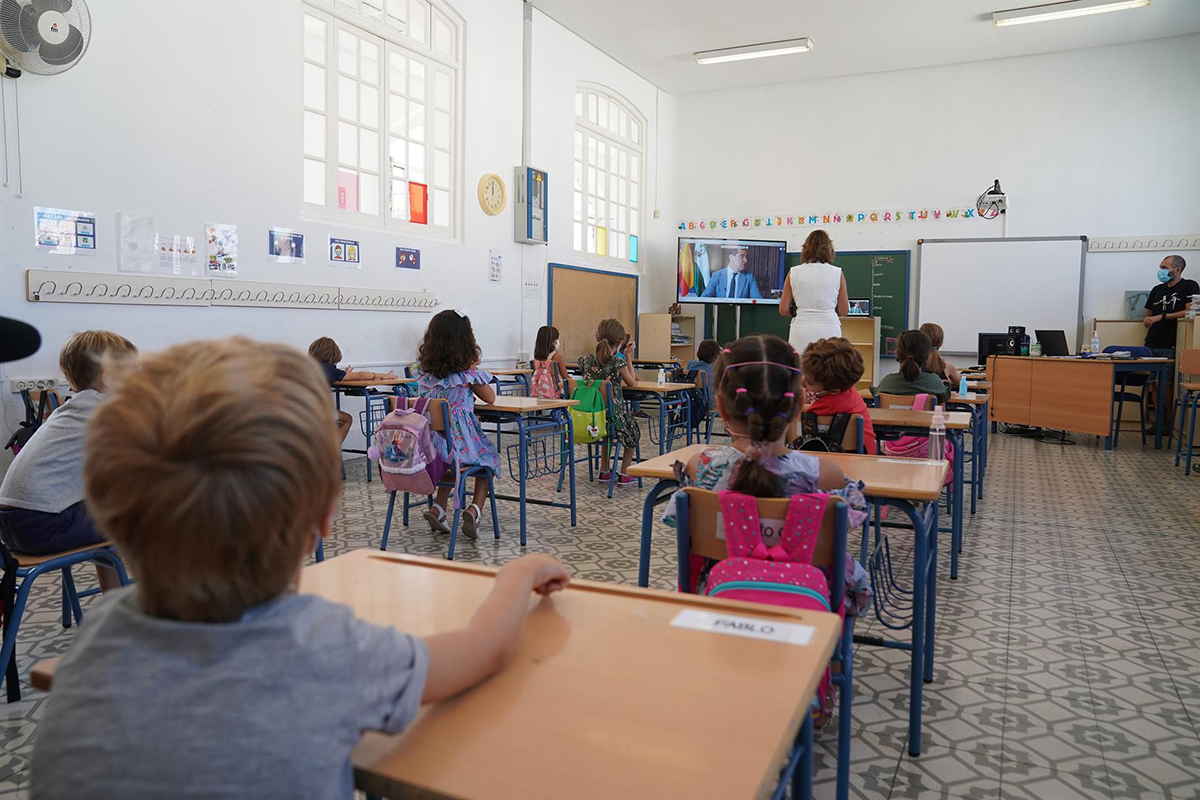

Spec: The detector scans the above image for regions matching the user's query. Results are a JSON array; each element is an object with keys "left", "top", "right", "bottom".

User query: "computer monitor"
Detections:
[
  {"left": 847, "top": 298, "right": 871, "bottom": 316},
  {"left": 977, "top": 332, "right": 1009, "bottom": 366},
  {"left": 1035, "top": 329, "right": 1071, "bottom": 357}
]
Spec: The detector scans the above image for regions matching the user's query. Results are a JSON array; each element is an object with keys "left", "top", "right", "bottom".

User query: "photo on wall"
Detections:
[
  {"left": 1124, "top": 290, "right": 1151, "bottom": 320},
  {"left": 269, "top": 228, "right": 305, "bottom": 263}
]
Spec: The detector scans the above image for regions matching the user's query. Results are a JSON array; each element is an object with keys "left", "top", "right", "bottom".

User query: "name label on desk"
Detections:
[{"left": 670, "top": 609, "right": 814, "bottom": 646}]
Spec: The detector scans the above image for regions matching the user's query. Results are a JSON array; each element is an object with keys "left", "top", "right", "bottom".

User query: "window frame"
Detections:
[
  {"left": 302, "top": 0, "right": 464, "bottom": 242},
  {"left": 573, "top": 82, "right": 646, "bottom": 271}
]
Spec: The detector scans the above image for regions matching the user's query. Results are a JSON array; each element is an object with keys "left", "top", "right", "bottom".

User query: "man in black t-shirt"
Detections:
[
  {"left": 1142, "top": 255, "right": 1197, "bottom": 424},
  {"left": 1144, "top": 255, "right": 1198, "bottom": 351}
]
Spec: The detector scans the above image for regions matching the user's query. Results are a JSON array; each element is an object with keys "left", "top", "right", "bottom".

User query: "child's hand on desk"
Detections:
[{"left": 501, "top": 553, "right": 571, "bottom": 596}]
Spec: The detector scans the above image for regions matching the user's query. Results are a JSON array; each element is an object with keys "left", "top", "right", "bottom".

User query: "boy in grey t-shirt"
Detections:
[{"left": 32, "top": 338, "right": 569, "bottom": 800}]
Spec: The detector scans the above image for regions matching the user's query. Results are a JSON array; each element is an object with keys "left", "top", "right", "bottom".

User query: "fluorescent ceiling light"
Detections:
[
  {"left": 693, "top": 38, "right": 813, "bottom": 66},
  {"left": 993, "top": 0, "right": 1151, "bottom": 27}
]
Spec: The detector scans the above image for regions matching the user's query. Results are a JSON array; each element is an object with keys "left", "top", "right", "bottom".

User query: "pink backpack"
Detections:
[
  {"left": 880, "top": 393, "right": 954, "bottom": 483},
  {"left": 705, "top": 490, "right": 841, "bottom": 719},
  {"left": 705, "top": 491, "right": 839, "bottom": 616},
  {"left": 530, "top": 360, "right": 559, "bottom": 399},
  {"left": 367, "top": 398, "right": 446, "bottom": 495}
]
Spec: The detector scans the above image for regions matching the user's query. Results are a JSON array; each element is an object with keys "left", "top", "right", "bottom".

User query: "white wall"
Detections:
[
  {"left": 0, "top": 0, "right": 671, "bottom": 459},
  {"left": 665, "top": 33, "right": 1200, "bottom": 354}
]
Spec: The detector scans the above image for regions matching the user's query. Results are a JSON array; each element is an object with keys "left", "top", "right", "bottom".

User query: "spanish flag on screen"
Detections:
[{"left": 679, "top": 242, "right": 694, "bottom": 297}]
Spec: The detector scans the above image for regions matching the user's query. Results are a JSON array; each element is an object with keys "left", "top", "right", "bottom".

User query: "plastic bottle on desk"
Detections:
[
  {"left": 929, "top": 405, "right": 947, "bottom": 462},
  {"left": 1020, "top": 335, "right": 1030, "bottom": 356},
  {"left": 657, "top": 368, "right": 666, "bottom": 387},
  {"left": 1091, "top": 330, "right": 1101, "bottom": 354},
  {"left": 958, "top": 376, "right": 969, "bottom": 397}
]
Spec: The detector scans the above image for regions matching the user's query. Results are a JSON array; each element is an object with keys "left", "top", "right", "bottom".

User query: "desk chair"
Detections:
[
  {"left": 788, "top": 414, "right": 866, "bottom": 454},
  {"left": 566, "top": 378, "right": 642, "bottom": 498},
  {"left": 1104, "top": 345, "right": 1153, "bottom": 448},
  {"left": 379, "top": 397, "right": 499, "bottom": 560},
  {"left": 877, "top": 393, "right": 934, "bottom": 411},
  {"left": 674, "top": 488, "right": 853, "bottom": 800},
  {"left": 1175, "top": 349, "right": 1200, "bottom": 475},
  {"left": 0, "top": 541, "right": 130, "bottom": 701},
  {"left": 681, "top": 368, "right": 716, "bottom": 444}
]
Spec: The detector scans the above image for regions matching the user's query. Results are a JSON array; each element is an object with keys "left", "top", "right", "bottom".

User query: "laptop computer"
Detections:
[
  {"left": 847, "top": 298, "right": 871, "bottom": 316},
  {"left": 1035, "top": 329, "right": 1071, "bottom": 357}
]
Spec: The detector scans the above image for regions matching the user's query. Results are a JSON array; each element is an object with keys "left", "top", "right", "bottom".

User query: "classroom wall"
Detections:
[
  {"left": 0, "top": 0, "right": 670, "bottom": 462},
  {"left": 664, "top": 33, "right": 1200, "bottom": 354}
]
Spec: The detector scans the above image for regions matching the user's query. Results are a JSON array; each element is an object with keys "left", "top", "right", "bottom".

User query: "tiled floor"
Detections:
[{"left": 2, "top": 426, "right": 1199, "bottom": 798}]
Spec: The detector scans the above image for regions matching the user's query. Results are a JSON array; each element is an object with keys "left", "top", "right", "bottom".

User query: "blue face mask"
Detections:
[{"left": 1158, "top": 268, "right": 1173, "bottom": 283}]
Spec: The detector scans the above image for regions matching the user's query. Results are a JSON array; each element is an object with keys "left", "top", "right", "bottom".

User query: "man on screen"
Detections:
[{"left": 701, "top": 248, "right": 762, "bottom": 300}]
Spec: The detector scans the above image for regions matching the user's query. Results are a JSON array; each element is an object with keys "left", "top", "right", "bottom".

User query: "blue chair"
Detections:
[
  {"left": 1104, "top": 345, "right": 1153, "bottom": 448},
  {"left": 675, "top": 488, "right": 853, "bottom": 800},
  {"left": 0, "top": 541, "right": 130, "bottom": 701},
  {"left": 379, "top": 397, "right": 499, "bottom": 560}
]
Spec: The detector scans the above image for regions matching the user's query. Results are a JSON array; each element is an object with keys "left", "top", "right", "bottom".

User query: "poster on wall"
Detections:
[
  {"left": 205, "top": 223, "right": 238, "bottom": 277},
  {"left": 35, "top": 207, "right": 97, "bottom": 255},
  {"left": 1124, "top": 291, "right": 1151, "bottom": 320},
  {"left": 488, "top": 250, "right": 502, "bottom": 283},
  {"left": 268, "top": 228, "right": 305, "bottom": 263},
  {"left": 117, "top": 213, "right": 155, "bottom": 273},
  {"left": 396, "top": 246, "right": 421, "bottom": 270},
  {"left": 329, "top": 237, "right": 360, "bottom": 267},
  {"left": 155, "top": 234, "right": 199, "bottom": 276},
  {"left": 409, "top": 182, "right": 428, "bottom": 225}
]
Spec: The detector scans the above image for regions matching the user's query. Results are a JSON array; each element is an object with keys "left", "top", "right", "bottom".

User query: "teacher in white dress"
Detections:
[{"left": 778, "top": 229, "right": 848, "bottom": 354}]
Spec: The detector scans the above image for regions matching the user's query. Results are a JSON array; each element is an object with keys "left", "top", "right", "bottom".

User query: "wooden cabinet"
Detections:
[
  {"left": 840, "top": 316, "right": 881, "bottom": 391},
  {"left": 638, "top": 313, "right": 696, "bottom": 362}
]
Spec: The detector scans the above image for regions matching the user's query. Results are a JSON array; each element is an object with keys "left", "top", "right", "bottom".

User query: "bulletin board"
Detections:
[{"left": 548, "top": 263, "right": 639, "bottom": 363}]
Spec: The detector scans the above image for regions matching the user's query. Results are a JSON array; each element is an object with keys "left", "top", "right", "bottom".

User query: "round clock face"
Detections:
[{"left": 478, "top": 174, "right": 506, "bottom": 215}]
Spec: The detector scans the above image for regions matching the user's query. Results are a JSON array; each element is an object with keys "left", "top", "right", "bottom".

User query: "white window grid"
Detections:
[
  {"left": 573, "top": 85, "right": 644, "bottom": 268},
  {"left": 303, "top": 0, "right": 461, "bottom": 238}
]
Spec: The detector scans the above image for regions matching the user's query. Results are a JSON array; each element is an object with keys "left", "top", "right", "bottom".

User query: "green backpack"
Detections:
[{"left": 569, "top": 380, "right": 608, "bottom": 444}]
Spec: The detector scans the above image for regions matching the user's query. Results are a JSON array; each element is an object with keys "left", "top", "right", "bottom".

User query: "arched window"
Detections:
[
  {"left": 573, "top": 83, "right": 644, "bottom": 267},
  {"left": 303, "top": 0, "right": 462, "bottom": 238}
]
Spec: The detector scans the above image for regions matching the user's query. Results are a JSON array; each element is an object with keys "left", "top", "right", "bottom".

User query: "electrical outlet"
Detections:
[{"left": 9, "top": 378, "right": 59, "bottom": 393}]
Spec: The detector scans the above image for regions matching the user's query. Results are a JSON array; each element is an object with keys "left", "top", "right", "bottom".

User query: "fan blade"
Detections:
[
  {"left": 37, "top": 20, "right": 80, "bottom": 64},
  {"left": 31, "top": 0, "right": 70, "bottom": 13},
  {"left": 0, "top": 0, "right": 40, "bottom": 53}
]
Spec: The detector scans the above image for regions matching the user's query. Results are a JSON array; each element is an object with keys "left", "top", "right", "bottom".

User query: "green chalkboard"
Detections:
[{"left": 711, "top": 250, "right": 910, "bottom": 357}]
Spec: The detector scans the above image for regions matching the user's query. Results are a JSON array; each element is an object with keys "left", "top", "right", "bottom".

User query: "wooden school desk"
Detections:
[
  {"left": 474, "top": 396, "right": 579, "bottom": 547},
  {"left": 949, "top": 392, "right": 989, "bottom": 514},
  {"left": 627, "top": 445, "right": 947, "bottom": 757},
  {"left": 987, "top": 355, "right": 1170, "bottom": 449},
  {"left": 625, "top": 380, "right": 696, "bottom": 455},
  {"left": 325, "top": 550, "right": 840, "bottom": 800},
  {"left": 333, "top": 379, "right": 418, "bottom": 482},
  {"left": 29, "top": 550, "right": 841, "bottom": 800},
  {"left": 867, "top": 408, "right": 971, "bottom": 580}
]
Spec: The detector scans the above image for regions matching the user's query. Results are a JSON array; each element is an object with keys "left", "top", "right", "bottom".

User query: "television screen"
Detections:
[{"left": 678, "top": 237, "right": 786, "bottom": 305}]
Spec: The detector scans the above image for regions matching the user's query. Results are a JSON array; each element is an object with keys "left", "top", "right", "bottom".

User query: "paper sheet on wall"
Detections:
[
  {"left": 488, "top": 250, "right": 502, "bottom": 284},
  {"left": 205, "top": 223, "right": 238, "bottom": 278},
  {"left": 35, "top": 207, "right": 97, "bottom": 255},
  {"left": 268, "top": 228, "right": 305, "bottom": 264},
  {"left": 117, "top": 213, "right": 156, "bottom": 273},
  {"left": 155, "top": 234, "right": 199, "bottom": 276},
  {"left": 522, "top": 278, "right": 541, "bottom": 299}
]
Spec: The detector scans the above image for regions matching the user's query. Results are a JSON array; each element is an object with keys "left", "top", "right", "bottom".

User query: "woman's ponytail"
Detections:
[{"left": 895, "top": 330, "right": 933, "bottom": 383}]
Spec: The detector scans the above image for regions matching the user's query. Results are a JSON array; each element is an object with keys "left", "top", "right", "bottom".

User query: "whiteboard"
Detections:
[{"left": 917, "top": 237, "right": 1086, "bottom": 354}]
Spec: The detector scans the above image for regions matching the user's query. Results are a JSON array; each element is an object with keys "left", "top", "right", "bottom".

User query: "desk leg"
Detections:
[
  {"left": 363, "top": 394, "right": 375, "bottom": 483},
  {"left": 659, "top": 399, "right": 668, "bottom": 456},
  {"left": 979, "top": 401, "right": 988, "bottom": 498},
  {"left": 794, "top": 712, "right": 814, "bottom": 800},
  {"left": 1155, "top": 366, "right": 1166, "bottom": 450},
  {"left": 638, "top": 479, "right": 678, "bottom": 588},
  {"left": 566, "top": 410, "right": 578, "bottom": 526},
  {"left": 925, "top": 501, "right": 938, "bottom": 684},
  {"left": 969, "top": 409, "right": 979, "bottom": 516},
  {"left": 517, "top": 415, "right": 528, "bottom": 547},
  {"left": 906, "top": 499, "right": 927, "bottom": 757},
  {"left": 951, "top": 430, "right": 964, "bottom": 579}
]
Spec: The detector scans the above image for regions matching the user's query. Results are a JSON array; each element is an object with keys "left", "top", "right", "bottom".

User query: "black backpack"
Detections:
[
  {"left": 791, "top": 411, "right": 852, "bottom": 452},
  {"left": 674, "top": 368, "right": 709, "bottom": 430}
]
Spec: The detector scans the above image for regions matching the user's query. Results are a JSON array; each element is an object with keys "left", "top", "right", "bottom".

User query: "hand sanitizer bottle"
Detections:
[
  {"left": 1091, "top": 330, "right": 1101, "bottom": 355},
  {"left": 959, "top": 375, "right": 969, "bottom": 397}
]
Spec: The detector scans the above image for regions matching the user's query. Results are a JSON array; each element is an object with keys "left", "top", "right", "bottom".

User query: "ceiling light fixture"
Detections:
[
  {"left": 693, "top": 37, "right": 813, "bottom": 66},
  {"left": 993, "top": 0, "right": 1151, "bottom": 27}
]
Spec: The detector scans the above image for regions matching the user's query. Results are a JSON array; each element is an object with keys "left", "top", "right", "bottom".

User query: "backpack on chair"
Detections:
[
  {"left": 569, "top": 380, "right": 607, "bottom": 444},
  {"left": 793, "top": 411, "right": 852, "bottom": 452},
  {"left": 368, "top": 397, "right": 446, "bottom": 495},
  {"left": 880, "top": 393, "right": 954, "bottom": 483}
]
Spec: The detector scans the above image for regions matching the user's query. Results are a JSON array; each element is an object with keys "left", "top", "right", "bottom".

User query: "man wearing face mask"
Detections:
[{"left": 1144, "top": 255, "right": 1197, "bottom": 352}]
